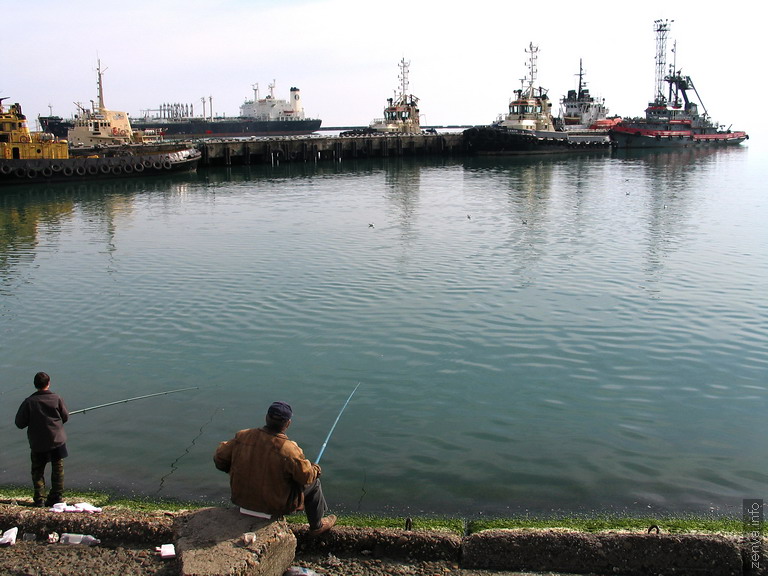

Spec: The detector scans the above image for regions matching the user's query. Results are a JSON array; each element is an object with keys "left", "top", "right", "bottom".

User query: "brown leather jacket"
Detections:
[{"left": 214, "top": 427, "right": 320, "bottom": 515}]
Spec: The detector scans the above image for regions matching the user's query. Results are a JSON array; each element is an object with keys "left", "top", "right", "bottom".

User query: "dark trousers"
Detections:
[
  {"left": 31, "top": 451, "right": 64, "bottom": 504},
  {"left": 303, "top": 478, "right": 328, "bottom": 530}
]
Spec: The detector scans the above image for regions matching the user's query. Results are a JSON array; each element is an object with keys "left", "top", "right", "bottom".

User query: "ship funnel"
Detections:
[{"left": 290, "top": 87, "right": 304, "bottom": 116}]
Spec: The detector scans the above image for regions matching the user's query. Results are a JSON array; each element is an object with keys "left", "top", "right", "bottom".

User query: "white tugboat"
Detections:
[
  {"left": 463, "top": 43, "right": 612, "bottom": 154},
  {"left": 67, "top": 60, "right": 163, "bottom": 147},
  {"left": 491, "top": 43, "right": 558, "bottom": 134},
  {"left": 369, "top": 58, "right": 422, "bottom": 134},
  {"left": 558, "top": 59, "right": 618, "bottom": 131}
]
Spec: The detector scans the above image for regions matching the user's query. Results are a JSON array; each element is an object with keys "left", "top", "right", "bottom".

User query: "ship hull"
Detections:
[
  {"left": 40, "top": 117, "right": 322, "bottom": 139},
  {"left": 610, "top": 128, "right": 748, "bottom": 149},
  {"left": 0, "top": 147, "right": 201, "bottom": 186},
  {"left": 128, "top": 118, "right": 322, "bottom": 139},
  {"left": 463, "top": 126, "right": 612, "bottom": 155}
]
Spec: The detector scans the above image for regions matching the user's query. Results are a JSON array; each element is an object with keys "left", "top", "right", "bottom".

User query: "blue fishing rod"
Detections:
[
  {"left": 69, "top": 386, "right": 199, "bottom": 415},
  {"left": 316, "top": 382, "right": 360, "bottom": 464}
]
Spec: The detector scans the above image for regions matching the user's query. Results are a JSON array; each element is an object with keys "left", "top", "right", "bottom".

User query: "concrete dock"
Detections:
[{"left": 195, "top": 132, "right": 465, "bottom": 166}]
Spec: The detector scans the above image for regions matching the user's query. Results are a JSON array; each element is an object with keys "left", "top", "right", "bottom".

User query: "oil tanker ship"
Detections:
[{"left": 40, "top": 81, "right": 322, "bottom": 139}]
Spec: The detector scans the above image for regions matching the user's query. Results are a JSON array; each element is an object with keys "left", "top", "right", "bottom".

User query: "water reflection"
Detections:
[
  {"left": 1, "top": 149, "right": 763, "bottom": 514},
  {"left": 1, "top": 176, "right": 198, "bottom": 292}
]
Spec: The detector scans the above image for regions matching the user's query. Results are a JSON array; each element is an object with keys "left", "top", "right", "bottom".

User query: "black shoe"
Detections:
[
  {"left": 45, "top": 495, "right": 63, "bottom": 507},
  {"left": 32, "top": 498, "right": 45, "bottom": 507}
]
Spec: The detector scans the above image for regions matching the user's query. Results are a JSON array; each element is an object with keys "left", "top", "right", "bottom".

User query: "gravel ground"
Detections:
[
  {"left": 0, "top": 542, "right": 580, "bottom": 576},
  {"left": 0, "top": 539, "right": 180, "bottom": 576},
  {"left": 293, "top": 554, "right": 584, "bottom": 576},
  {"left": 0, "top": 501, "right": 599, "bottom": 575}
]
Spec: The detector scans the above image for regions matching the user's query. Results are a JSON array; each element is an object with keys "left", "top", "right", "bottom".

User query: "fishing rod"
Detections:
[
  {"left": 70, "top": 386, "right": 199, "bottom": 415},
  {"left": 316, "top": 382, "right": 360, "bottom": 464}
]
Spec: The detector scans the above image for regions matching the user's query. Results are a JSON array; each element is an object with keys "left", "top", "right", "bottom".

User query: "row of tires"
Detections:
[{"left": 0, "top": 156, "right": 176, "bottom": 180}]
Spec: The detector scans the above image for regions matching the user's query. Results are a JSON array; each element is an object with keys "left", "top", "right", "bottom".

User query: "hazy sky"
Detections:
[{"left": 2, "top": 1, "right": 762, "bottom": 138}]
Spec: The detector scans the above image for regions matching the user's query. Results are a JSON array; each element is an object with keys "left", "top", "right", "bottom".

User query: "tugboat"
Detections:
[
  {"left": 1, "top": 97, "right": 200, "bottom": 186},
  {"left": 66, "top": 60, "right": 167, "bottom": 148},
  {"left": 558, "top": 60, "right": 620, "bottom": 131},
  {"left": 463, "top": 43, "right": 612, "bottom": 155},
  {"left": 341, "top": 58, "right": 426, "bottom": 136},
  {"left": 369, "top": 58, "right": 422, "bottom": 134},
  {"left": 609, "top": 20, "right": 748, "bottom": 148}
]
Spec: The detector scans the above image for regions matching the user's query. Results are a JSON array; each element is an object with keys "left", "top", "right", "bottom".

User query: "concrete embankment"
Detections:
[{"left": 1, "top": 503, "right": 765, "bottom": 575}]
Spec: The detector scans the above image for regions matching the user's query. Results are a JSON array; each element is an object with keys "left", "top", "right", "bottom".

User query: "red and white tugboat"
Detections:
[{"left": 610, "top": 19, "right": 748, "bottom": 148}]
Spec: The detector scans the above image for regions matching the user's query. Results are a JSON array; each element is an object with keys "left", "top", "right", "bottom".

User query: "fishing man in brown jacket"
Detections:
[{"left": 214, "top": 401, "right": 336, "bottom": 534}]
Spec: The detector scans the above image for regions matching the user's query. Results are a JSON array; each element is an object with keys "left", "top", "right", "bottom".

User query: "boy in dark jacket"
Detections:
[{"left": 15, "top": 372, "right": 70, "bottom": 506}]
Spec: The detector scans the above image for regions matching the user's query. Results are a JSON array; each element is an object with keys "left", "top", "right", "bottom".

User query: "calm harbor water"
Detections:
[{"left": 1, "top": 145, "right": 766, "bottom": 517}]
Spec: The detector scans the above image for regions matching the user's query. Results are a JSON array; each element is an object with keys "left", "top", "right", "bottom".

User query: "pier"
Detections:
[{"left": 195, "top": 132, "right": 466, "bottom": 166}]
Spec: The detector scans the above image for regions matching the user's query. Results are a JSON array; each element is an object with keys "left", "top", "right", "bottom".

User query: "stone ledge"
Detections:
[
  {"left": 461, "top": 529, "right": 747, "bottom": 576},
  {"left": 2, "top": 503, "right": 765, "bottom": 575},
  {"left": 0, "top": 503, "right": 174, "bottom": 544},
  {"left": 292, "top": 524, "right": 462, "bottom": 562}
]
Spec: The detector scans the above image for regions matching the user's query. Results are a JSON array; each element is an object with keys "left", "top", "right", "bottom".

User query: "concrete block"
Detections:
[
  {"left": 175, "top": 507, "right": 296, "bottom": 576},
  {"left": 293, "top": 525, "right": 461, "bottom": 562},
  {"left": 461, "top": 529, "right": 742, "bottom": 576}
]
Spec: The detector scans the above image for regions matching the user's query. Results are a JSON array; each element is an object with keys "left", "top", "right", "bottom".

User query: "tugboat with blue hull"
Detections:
[
  {"left": 1, "top": 98, "right": 200, "bottom": 186},
  {"left": 463, "top": 43, "right": 612, "bottom": 155},
  {"left": 609, "top": 20, "right": 748, "bottom": 149}
]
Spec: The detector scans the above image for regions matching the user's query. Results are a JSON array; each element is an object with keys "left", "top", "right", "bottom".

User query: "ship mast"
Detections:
[
  {"left": 653, "top": 19, "right": 673, "bottom": 105},
  {"left": 397, "top": 58, "right": 410, "bottom": 102},
  {"left": 96, "top": 59, "right": 107, "bottom": 111},
  {"left": 523, "top": 42, "right": 539, "bottom": 98}
]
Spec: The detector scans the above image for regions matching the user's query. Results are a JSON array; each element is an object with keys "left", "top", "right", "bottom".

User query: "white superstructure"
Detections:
[{"left": 239, "top": 82, "right": 306, "bottom": 121}]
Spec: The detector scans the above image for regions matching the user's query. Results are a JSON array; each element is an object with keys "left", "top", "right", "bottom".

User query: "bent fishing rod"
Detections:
[
  {"left": 315, "top": 382, "right": 360, "bottom": 464},
  {"left": 69, "top": 386, "right": 199, "bottom": 415}
]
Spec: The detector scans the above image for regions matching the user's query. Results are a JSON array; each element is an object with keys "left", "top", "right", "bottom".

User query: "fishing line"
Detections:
[
  {"left": 157, "top": 407, "right": 222, "bottom": 494},
  {"left": 316, "top": 382, "right": 360, "bottom": 464},
  {"left": 357, "top": 470, "right": 367, "bottom": 511}
]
